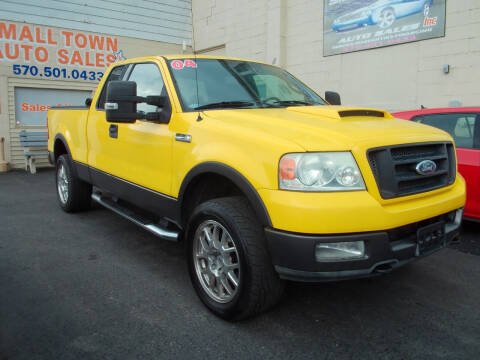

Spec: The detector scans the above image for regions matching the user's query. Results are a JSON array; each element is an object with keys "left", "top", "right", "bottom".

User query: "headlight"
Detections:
[{"left": 279, "top": 152, "right": 366, "bottom": 191}]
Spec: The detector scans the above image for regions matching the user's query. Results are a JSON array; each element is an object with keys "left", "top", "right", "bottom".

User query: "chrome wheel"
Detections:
[
  {"left": 378, "top": 9, "right": 395, "bottom": 28},
  {"left": 57, "top": 163, "right": 69, "bottom": 204},
  {"left": 193, "top": 220, "right": 241, "bottom": 303}
]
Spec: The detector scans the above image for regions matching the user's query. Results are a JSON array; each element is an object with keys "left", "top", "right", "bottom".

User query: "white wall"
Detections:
[{"left": 193, "top": 0, "right": 480, "bottom": 112}]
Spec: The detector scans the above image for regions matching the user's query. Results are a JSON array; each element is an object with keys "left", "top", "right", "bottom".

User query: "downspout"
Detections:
[{"left": 266, "top": 0, "right": 286, "bottom": 68}]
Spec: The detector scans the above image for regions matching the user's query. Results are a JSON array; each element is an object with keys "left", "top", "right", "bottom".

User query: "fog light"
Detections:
[
  {"left": 454, "top": 208, "right": 463, "bottom": 225},
  {"left": 446, "top": 208, "right": 463, "bottom": 233},
  {"left": 315, "top": 241, "right": 365, "bottom": 261}
]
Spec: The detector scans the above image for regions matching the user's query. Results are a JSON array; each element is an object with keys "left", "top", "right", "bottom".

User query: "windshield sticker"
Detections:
[{"left": 171, "top": 59, "right": 197, "bottom": 70}]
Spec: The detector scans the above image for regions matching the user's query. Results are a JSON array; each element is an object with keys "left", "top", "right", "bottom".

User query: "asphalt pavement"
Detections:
[{"left": 1, "top": 169, "right": 479, "bottom": 360}]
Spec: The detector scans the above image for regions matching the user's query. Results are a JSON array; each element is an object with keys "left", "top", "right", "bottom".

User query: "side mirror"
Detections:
[
  {"left": 325, "top": 91, "right": 341, "bottom": 106},
  {"left": 106, "top": 81, "right": 140, "bottom": 123},
  {"left": 105, "top": 81, "right": 168, "bottom": 123},
  {"left": 85, "top": 97, "right": 92, "bottom": 107},
  {"left": 145, "top": 96, "right": 166, "bottom": 107}
]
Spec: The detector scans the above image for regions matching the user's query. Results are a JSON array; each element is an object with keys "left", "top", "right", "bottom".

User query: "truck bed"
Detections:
[{"left": 48, "top": 106, "right": 90, "bottom": 164}]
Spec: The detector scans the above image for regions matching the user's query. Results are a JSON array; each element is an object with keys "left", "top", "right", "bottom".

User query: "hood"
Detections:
[{"left": 202, "top": 105, "right": 453, "bottom": 151}]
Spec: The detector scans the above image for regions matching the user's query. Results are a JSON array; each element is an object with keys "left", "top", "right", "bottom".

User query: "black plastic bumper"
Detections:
[{"left": 265, "top": 210, "right": 462, "bottom": 282}]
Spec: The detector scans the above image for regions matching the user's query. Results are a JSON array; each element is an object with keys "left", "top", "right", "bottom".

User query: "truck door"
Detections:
[{"left": 87, "top": 61, "right": 174, "bottom": 198}]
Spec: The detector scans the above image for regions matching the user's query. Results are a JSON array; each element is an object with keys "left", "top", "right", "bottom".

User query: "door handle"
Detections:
[{"left": 109, "top": 124, "right": 118, "bottom": 139}]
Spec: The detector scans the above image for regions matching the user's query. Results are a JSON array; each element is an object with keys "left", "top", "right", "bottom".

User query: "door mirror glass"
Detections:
[{"left": 325, "top": 91, "right": 341, "bottom": 105}]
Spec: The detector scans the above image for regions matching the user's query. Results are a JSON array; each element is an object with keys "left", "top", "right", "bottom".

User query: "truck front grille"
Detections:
[{"left": 367, "top": 142, "right": 456, "bottom": 199}]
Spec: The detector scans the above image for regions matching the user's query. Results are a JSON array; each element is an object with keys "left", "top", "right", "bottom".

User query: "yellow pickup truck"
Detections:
[{"left": 48, "top": 55, "right": 465, "bottom": 320}]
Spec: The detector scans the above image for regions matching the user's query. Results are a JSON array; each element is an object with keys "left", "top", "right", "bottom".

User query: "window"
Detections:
[
  {"left": 97, "top": 65, "right": 127, "bottom": 109},
  {"left": 412, "top": 113, "right": 480, "bottom": 149},
  {"left": 252, "top": 75, "right": 306, "bottom": 102},
  {"left": 168, "top": 59, "right": 326, "bottom": 111},
  {"left": 127, "top": 63, "right": 165, "bottom": 114}
]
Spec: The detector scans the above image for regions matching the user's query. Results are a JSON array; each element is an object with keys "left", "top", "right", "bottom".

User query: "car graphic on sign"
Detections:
[{"left": 332, "top": 0, "right": 433, "bottom": 32}]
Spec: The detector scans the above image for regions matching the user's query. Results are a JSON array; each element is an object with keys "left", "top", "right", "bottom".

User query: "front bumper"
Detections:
[
  {"left": 258, "top": 177, "right": 465, "bottom": 234},
  {"left": 265, "top": 209, "right": 462, "bottom": 282}
]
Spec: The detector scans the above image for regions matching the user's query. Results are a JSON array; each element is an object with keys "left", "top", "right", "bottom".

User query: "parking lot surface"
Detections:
[{"left": 1, "top": 169, "right": 480, "bottom": 360}]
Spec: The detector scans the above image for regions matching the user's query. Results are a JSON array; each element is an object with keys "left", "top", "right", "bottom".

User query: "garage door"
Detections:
[{"left": 14, "top": 88, "right": 92, "bottom": 126}]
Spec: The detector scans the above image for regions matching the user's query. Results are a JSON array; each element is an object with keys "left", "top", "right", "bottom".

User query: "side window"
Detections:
[
  {"left": 454, "top": 117, "right": 474, "bottom": 138},
  {"left": 127, "top": 63, "right": 165, "bottom": 114},
  {"left": 97, "top": 65, "right": 127, "bottom": 109},
  {"left": 413, "top": 113, "right": 477, "bottom": 149}
]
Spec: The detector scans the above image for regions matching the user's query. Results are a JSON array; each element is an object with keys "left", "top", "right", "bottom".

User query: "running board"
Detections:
[{"left": 91, "top": 193, "right": 179, "bottom": 241}]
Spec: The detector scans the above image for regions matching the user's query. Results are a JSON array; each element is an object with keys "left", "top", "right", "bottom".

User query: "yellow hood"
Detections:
[{"left": 203, "top": 105, "right": 453, "bottom": 151}]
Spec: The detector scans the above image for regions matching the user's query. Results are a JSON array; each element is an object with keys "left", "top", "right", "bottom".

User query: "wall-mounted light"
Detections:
[{"left": 443, "top": 64, "right": 450, "bottom": 74}]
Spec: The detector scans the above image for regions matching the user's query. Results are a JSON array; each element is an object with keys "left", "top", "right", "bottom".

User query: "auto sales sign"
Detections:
[
  {"left": 0, "top": 20, "right": 127, "bottom": 82},
  {"left": 323, "top": 0, "right": 446, "bottom": 56}
]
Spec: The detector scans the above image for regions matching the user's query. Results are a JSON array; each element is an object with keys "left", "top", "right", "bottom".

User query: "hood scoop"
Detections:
[
  {"left": 338, "top": 110, "right": 385, "bottom": 118},
  {"left": 286, "top": 106, "right": 393, "bottom": 121}
]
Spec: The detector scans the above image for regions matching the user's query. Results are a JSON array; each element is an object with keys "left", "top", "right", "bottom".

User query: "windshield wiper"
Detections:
[
  {"left": 194, "top": 101, "right": 255, "bottom": 110},
  {"left": 270, "top": 100, "right": 314, "bottom": 106}
]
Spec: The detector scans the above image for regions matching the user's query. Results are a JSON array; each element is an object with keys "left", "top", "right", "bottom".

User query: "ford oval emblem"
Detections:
[{"left": 415, "top": 160, "right": 437, "bottom": 175}]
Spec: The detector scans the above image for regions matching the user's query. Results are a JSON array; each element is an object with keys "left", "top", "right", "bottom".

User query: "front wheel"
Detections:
[{"left": 187, "top": 197, "right": 284, "bottom": 320}]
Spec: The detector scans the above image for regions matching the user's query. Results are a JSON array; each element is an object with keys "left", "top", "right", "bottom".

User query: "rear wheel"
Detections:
[
  {"left": 56, "top": 154, "right": 92, "bottom": 212},
  {"left": 187, "top": 197, "right": 285, "bottom": 320}
]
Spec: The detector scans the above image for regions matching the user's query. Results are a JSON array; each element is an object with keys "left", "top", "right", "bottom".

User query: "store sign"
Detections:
[
  {"left": 323, "top": 0, "right": 446, "bottom": 56},
  {"left": 14, "top": 88, "right": 92, "bottom": 126},
  {"left": 0, "top": 21, "right": 127, "bottom": 81}
]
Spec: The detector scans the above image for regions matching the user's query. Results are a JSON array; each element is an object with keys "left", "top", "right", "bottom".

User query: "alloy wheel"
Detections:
[
  {"left": 193, "top": 220, "right": 241, "bottom": 303},
  {"left": 57, "top": 163, "right": 69, "bottom": 204}
]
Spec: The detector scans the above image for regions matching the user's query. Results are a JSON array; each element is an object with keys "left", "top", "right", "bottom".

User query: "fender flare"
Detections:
[
  {"left": 53, "top": 134, "right": 78, "bottom": 177},
  {"left": 178, "top": 162, "right": 272, "bottom": 228},
  {"left": 53, "top": 134, "right": 72, "bottom": 159}
]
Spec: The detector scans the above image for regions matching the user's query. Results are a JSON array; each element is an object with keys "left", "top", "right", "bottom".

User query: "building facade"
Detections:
[
  {"left": 1, "top": 0, "right": 478, "bottom": 171},
  {"left": 0, "top": 0, "right": 191, "bottom": 169},
  {"left": 192, "top": 0, "right": 479, "bottom": 112}
]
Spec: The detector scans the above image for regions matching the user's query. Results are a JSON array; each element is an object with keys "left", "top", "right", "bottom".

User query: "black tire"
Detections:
[
  {"left": 186, "top": 196, "right": 285, "bottom": 320},
  {"left": 56, "top": 154, "right": 92, "bottom": 212}
]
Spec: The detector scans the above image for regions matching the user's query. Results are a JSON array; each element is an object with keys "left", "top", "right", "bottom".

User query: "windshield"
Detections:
[{"left": 167, "top": 58, "right": 326, "bottom": 111}]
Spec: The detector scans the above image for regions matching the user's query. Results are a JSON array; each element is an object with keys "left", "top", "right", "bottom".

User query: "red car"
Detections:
[{"left": 393, "top": 107, "right": 480, "bottom": 221}]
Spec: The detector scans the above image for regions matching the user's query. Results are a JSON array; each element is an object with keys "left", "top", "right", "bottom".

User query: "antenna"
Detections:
[{"left": 190, "top": 3, "right": 202, "bottom": 121}]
